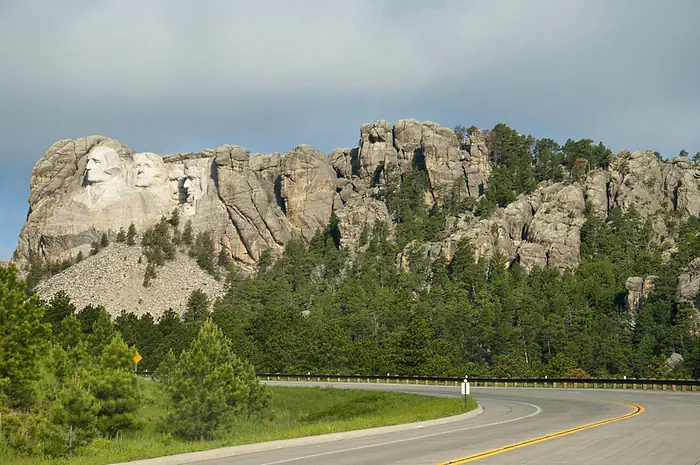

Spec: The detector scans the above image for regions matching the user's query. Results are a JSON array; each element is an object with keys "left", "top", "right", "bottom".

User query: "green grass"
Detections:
[{"left": 1, "top": 380, "right": 477, "bottom": 465}]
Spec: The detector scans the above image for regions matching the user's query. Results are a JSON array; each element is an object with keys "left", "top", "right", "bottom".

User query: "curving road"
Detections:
[{"left": 145, "top": 381, "right": 700, "bottom": 465}]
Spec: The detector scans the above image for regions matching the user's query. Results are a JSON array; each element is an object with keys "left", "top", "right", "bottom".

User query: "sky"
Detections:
[{"left": 1, "top": 0, "right": 699, "bottom": 260}]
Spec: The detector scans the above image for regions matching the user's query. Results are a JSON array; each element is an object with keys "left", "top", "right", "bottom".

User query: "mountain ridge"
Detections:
[{"left": 11, "top": 118, "right": 700, "bottom": 317}]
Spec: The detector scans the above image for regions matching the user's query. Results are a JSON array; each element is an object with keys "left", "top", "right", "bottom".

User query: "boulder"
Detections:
[{"left": 666, "top": 352, "right": 684, "bottom": 370}]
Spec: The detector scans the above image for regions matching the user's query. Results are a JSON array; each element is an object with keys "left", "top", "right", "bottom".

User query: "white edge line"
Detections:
[
  {"left": 259, "top": 400, "right": 542, "bottom": 465},
  {"left": 109, "top": 393, "right": 484, "bottom": 465}
]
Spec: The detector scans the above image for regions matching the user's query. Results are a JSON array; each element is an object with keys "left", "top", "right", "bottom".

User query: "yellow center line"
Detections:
[{"left": 436, "top": 402, "right": 644, "bottom": 464}]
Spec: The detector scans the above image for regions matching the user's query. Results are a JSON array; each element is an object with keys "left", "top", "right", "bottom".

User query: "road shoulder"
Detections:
[{"left": 111, "top": 404, "right": 484, "bottom": 465}]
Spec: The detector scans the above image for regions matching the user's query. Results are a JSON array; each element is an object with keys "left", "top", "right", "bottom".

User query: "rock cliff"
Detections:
[
  {"left": 15, "top": 118, "right": 493, "bottom": 272},
  {"left": 13, "top": 118, "right": 700, "bottom": 316}
]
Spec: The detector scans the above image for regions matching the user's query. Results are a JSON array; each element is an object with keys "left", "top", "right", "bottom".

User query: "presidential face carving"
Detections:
[
  {"left": 134, "top": 152, "right": 160, "bottom": 187},
  {"left": 183, "top": 165, "right": 203, "bottom": 205},
  {"left": 85, "top": 146, "right": 123, "bottom": 184}
]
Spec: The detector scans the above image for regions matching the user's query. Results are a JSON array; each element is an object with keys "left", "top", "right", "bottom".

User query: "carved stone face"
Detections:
[
  {"left": 182, "top": 165, "right": 204, "bottom": 205},
  {"left": 85, "top": 147, "right": 122, "bottom": 184},
  {"left": 134, "top": 153, "right": 158, "bottom": 187}
]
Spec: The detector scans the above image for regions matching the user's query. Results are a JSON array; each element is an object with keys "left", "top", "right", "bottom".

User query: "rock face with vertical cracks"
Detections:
[
  {"left": 14, "top": 118, "right": 700, "bottom": 287},
  {"left": 280, "top": 145, "right": 337, "bottom": 239},
  {"left": 213, "top": 145, "right": 290, "bottom": 265}
]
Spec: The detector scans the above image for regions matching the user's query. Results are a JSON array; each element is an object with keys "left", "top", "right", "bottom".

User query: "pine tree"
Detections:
[
  {"left": 90, "top": 241, "right": 100, "bottom": 256},
  {"left": 100, "top": 232, "right": 109, "bottom": 248},
  {"left": 25, "top": 251, "right": 44, "bottom": 293},
  {"left": 59, "top": 315, "right": 83, "bottom": 351},
  {"left": 76, "top": 304, "right": 104, "bottom": 334},
  {"left": 182, "top": 220, "right": 194, "bottom": 245},
  {"left": 116, "top": 227, "right": 127, "bottom": 243},
  {"left": 154, "top": 349, "right": 177, "bottom": 386},
  {"left": 75, "top": 251, "right": 84, "bottom": 263},
  {"left": 0, "top": 265, "right": 50, "bottom": 407},
  {"left": 43, "top": 291, "right": 76, "bottom": 335},
  {"left": 184, "top": 289, "right": 211, "bottom": 323},
  {"left": 192, "top": 231, "right": 216, "bottom": 275},
  {"left": 218, "top": 247, "right": 230, "bottom": 268},
  {"left": 167, "top": 320, "right": 265, "bottom": 440},
  {"left": 87, "top": 310, "right": 115, "bottom": 356},
  {"left": 168, "top": 208, "right": 180, "bottom": 228},
  {"left": 47, "top": 374, "right": 98, "bottom": 457},
  {"left": 126, "top": 223, "right": 137, "bottom": 246},
  {"left": 88, "top": 334, "right": 141, "bottom": 437},
  {"left": 143, "top": 263, "right": 157, "bottom": 287}
]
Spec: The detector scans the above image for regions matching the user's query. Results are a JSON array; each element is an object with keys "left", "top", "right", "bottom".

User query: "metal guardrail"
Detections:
[{"left": 255, "top": 372, "right": 700, "bottom": 392}]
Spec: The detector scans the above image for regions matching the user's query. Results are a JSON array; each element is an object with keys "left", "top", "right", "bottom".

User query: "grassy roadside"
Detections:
[{"left": 1, "top": 380, "right": 477, "bottom": 465}]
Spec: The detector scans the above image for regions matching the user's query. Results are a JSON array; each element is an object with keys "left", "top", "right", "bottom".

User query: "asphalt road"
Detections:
[{"left": 184, "top": 381, "right": 700, "bottom": 465}]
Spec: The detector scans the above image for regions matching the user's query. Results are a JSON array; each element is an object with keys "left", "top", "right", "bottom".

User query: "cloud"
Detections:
[
  {"left": 0, "top": 0, "right": 699, "bottom": 253},
  {"left": 1, "top": 0, "right": 697, "bottom": 155}
]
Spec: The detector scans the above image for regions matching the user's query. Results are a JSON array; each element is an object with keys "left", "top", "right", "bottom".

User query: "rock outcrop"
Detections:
[
  {"left": 625, "top": 276, "right": 656, "bottom": 311},
  {"left": 213, "top": 146, "right": 290, "bottom": 264},
  {"left": 14, "top": 118, "right": 700, "bottom": 316},
  {"left": 16, "top": 119, "right": 496, "bottom": 273},
  {"left": 667, "top": 352, "right": 684, "bottom": 370},
  {"left": 16, "top": 139, "right": 339, "bottom": 270},
  {"left": 679, "top": 257, "right": 700, "bottom": 304},
  {"left": 280, "top": 145, "right": 337, "bottom": 239},
  {"left": 336, "top": 196, "right": 392, "bottom": 250}
]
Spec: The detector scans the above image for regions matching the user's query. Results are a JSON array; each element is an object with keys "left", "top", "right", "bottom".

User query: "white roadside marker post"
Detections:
[{"left": 461, "top": 376, "right": 470, "bottom": 408}]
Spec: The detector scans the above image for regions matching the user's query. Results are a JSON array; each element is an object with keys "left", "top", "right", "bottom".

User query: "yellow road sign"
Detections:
[{"left": 132, "top": 351, "right": 143, "bottom": 365}]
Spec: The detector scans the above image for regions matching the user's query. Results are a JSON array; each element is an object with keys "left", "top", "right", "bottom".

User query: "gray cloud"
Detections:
[{"left": 0, "top": 0, "right": 699, "bottom": 258}]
